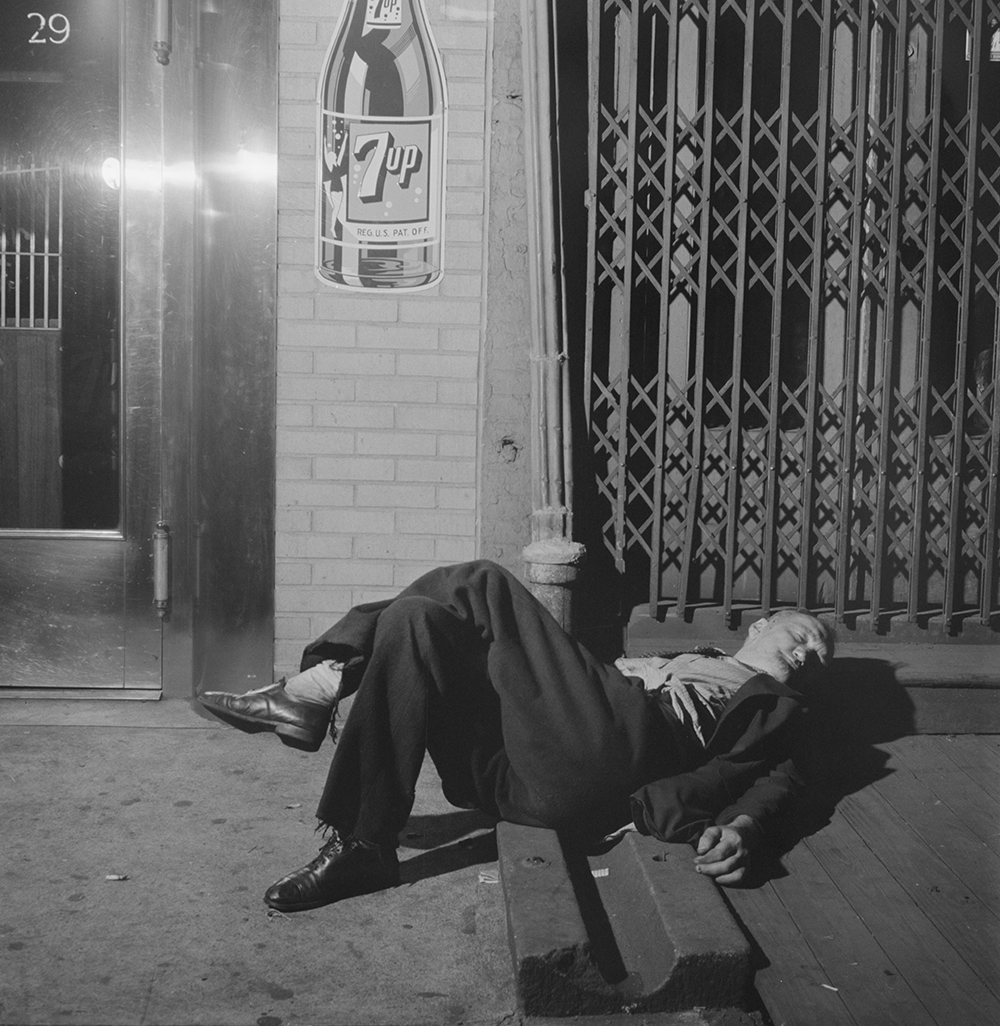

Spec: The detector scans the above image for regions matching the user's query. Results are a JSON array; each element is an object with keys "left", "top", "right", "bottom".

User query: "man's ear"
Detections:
[{"left": 747, "top": 617, "right": 769, "bottom": 638}]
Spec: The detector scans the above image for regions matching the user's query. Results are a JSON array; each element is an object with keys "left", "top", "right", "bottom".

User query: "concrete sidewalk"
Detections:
[
  {"left": 0, "top": 699, "right": 757, "bottom": 1026},
  {"left": 0, "top": 697, "right": 515, "bottom": 1026}
]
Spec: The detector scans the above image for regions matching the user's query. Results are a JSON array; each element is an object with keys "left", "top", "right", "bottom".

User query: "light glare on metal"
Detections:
[{"left": 101, "top": 157, "right": 121, "bottom": 190}]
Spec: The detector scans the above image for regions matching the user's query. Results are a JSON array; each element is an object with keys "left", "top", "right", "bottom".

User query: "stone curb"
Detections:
[{"left": 498, "top": 822, "right": 751, "bottom": 1018}]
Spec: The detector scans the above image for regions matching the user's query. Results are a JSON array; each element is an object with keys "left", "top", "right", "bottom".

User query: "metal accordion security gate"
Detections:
[{"left": 583, "top": 0, "right": 1000, "bottom": 634}]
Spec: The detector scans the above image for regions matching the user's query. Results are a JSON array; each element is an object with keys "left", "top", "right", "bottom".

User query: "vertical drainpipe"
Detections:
[{"left": 519, "top": 0, "right": 585, "bottom": 631}]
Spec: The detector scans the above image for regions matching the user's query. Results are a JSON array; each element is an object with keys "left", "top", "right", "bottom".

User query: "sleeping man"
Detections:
[{"left": 200, "top": 560, "right": 834, "bottom": 912}]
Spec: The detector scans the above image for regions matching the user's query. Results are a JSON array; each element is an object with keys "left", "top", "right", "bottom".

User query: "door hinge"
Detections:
[{"left": 153, "top": 521, "right": 171, "bottom": 618}]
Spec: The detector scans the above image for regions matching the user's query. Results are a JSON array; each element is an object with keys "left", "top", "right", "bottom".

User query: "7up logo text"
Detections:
[
  {"left": 354, "top": 132, "right": 422, "bottom": 199},
  {"left": 343, "top": 117, "right": 433, "bottom": 241}
]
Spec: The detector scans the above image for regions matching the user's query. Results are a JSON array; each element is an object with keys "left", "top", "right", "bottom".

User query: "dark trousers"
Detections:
[{"left": 301, "top": 561, "right": 687, "bottom": 845}]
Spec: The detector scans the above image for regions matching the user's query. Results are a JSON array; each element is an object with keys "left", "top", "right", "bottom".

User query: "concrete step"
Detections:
[
  {"left": 625, "top": 613, "right": 1000, "bottom": 732},
  {"left": 497, "top": 822, "right": 752, "bottom": 1018},
  {"left": 627, "top": 615, "right": 999, "bottom": 684}
]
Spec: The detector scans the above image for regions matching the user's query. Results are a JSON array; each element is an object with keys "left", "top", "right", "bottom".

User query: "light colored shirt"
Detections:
[{"left": 614, "top": 652, "right": 757, "bottom": 747}]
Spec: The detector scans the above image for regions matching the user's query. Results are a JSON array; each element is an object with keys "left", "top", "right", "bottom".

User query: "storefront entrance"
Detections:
[{"left": 0, "top": 0, "right": 277, "bottom": 696}]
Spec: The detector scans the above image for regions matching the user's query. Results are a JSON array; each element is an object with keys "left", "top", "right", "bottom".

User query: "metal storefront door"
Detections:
[
  {"left": 584, "top": 0, "right": 1000, "bottom": 635},
  {"left": 0, "top": 1, "right": 162, "bottom": 693}
]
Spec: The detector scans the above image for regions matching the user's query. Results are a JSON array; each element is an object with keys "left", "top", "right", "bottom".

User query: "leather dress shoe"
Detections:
[
  {"left": 264, "top": 832, "right": 400, "bottom": 912},
  {"left": 198, "top": 680, "right": 331, "bottom": 752}
]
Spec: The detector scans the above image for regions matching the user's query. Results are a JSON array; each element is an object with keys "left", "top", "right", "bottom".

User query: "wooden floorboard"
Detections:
[
  {"left": 802, "top": 808, "right": 999, "bottom": 1025},
  {"left": 723, "top": 881, "right": 859, "bottom": 1026},
  {"left": 837, "top": 785, "right": 1000, "bottom": 996},
  {"left": 974, "top": 735, "right": 1000, "bottom": 756},
  {"left": 872, "top": 748, "right": 1000, "bottom": 907},
  {"left": 725, "top": 845, "right": 936, "bottom": 1026},
  {"left": 886, "top": 737, "right": 1000, "bottom": 854},
  {"left": 932, "top": 734, "right": 1000, "bottom": 793},
  {"left": 730, "top": 737, "right": 1000, "bottom": 1026}
]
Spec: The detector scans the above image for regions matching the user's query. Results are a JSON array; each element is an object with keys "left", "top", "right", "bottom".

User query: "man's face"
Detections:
[{"left": 735, "top": 612, "right": 832, "bottom": 684}]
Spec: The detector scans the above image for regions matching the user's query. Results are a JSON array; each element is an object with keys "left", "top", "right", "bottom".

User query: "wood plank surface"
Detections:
[
  {"left": 885, "top": 737, "right": 1000, "bottom": 853},
  {"left": 729, "top": 737, "right": 1000, "bottom": 1026},
  {"left": 870, "top": 756, "right": 1000, "bottom": 905},
  {"left": 974, "top": 735, "right": 1000, "bottom": 756},
  {"left": 932, "top": 734, "right": 1000, "bottom": 793},
  {"left": 726, "top": 843, "right": 936, "bottom": 1026},
  {"left": 723, "top": 881, "right": 858, "bottom": 1026},
  {"left": 801, "top": 811, "right": 1000, "bottom": 1025},
  {"left": 836, "top": 786, "right": 1000, "bottom": 997}
]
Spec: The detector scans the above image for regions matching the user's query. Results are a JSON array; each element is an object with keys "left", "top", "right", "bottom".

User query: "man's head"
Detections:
[{"left": 733, "top": 609, "right": 834, "bottom": 685}]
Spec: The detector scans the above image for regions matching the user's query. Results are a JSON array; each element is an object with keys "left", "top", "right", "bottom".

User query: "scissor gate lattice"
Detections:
[{"left": 584, "top": 0, "right": 1000, "bottom": 631}]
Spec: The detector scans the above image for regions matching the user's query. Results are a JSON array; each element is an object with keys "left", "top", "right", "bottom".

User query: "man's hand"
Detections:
[{"left": 693, "top": 815, "right": 761, "bottom": 885}]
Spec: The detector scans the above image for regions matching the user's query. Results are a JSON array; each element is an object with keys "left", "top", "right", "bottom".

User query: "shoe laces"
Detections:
[{"left": 318, "top": 830, "right": 345, "bottom": 857}]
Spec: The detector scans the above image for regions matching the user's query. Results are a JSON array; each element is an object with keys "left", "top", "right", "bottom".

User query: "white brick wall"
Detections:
[{"left": 275, "top": 0, "right": 491, "bottom": 673}]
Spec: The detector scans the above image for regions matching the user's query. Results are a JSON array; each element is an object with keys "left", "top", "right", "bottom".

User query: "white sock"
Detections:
[{"left": 283, "top": 660, "right": 343, "bottom": 707}]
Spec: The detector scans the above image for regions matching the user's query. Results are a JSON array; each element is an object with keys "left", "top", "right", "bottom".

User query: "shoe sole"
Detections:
[
  {"left": 264, "top": 895, "right": 335, "bottom": 913},
  {"left": 263, "top": 875, "right": 399, "bottom": 913},
  {"left": 275, "top": 725, "right": 323, "bottom": 753}
]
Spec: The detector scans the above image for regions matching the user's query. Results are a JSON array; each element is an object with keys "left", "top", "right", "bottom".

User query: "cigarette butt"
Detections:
[
  {"left": 592, "top": 868, "right": 609, "bottom": 878},
  {"left": 105, "top": 874, "right": 129, "bottom": 882}
]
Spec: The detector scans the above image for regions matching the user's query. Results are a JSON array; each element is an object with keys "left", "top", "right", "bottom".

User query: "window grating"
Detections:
[
  {"left": 584, "top": 0, "right": 1000, "bottom": 632},
  {"left": 0, "top": 165, "right": 63, "bottom": 330}
]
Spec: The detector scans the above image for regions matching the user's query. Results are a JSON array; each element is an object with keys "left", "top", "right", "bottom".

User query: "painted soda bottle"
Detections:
[{"left": 316, "top": 0, "right": 448, "bottom": 291}]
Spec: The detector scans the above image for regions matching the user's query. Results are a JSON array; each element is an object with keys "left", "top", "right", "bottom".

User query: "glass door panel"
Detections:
[
  {"left": 0, "top": 0, "right": 120, "bottom": 530},
  {"left": 0, "top": 0, "right": 161, "bottom": 692}
]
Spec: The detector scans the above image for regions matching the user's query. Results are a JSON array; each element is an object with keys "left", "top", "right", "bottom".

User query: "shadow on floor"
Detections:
[
  {"left": 398, "top": 808, "right": 498, "bottom": 885},
  {"left": 732, "top": 657, "right": 915, "bottom": 888}
]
